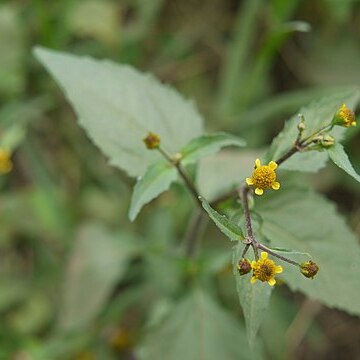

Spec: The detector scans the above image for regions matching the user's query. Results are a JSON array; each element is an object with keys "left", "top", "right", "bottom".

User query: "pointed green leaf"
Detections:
[
  {"left": 129, "top": 161, "right": 177, "bottom": 221},
  {"left": 138, "top": 289, "right": 258, "bottom": 360},
  {"left": 33, "top": 47, "right": 204, "bottom": 177},
  {"left": 232, "top": 243, "right": 272, "bottom": 348},
  {"left": 256, "top": 187, "right": 360, "bottom": 316},
  {"left": 180, "top": 132, "right": 246, "bottom": 166},
  {"left": 327, "top": 142, "right": 360, "bottom": 183},
  {"left": 266, "top": 88, "right": 360, "bottom": 172},
  {"left": 200, "top": 197, "right": 244, "bottom": 241}
]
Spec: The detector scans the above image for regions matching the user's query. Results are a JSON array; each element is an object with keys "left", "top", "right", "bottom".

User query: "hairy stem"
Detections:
[
  {"left": 256, "top": 243, "right": 300, "bottom": 266},
  {"left": 158, "top": 146, "right": 202, "bottom": 208},
  {"left": 241, "top": 185, "right": 259, "bottom": 259}
]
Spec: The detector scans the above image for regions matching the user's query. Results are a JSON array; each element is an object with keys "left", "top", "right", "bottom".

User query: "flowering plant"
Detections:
[{"left": 34, "top": 46, "right": 360, "bottom": 353}]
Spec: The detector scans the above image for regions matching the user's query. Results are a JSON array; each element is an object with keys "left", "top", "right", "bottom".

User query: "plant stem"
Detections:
[
  {"left": 157, "top": 146, "right": 205, "bottom": 259},
  {"left": 157, "top": 146, "right": 202, "bottom": 208},
  {"left": 241, "top": 184, "right": 300, "bottom": 265},
  {"left": 241, "top": 244, "right": 250, "bottom": 258},
  {"left": 241, "top": 185, "right": 259, "bottom": 259},
  {"left": 275, "top": 145, "right": 302, "bottom": 166},
  {"left": 256, "top": 243, "right": 300, "bottom": 266}
]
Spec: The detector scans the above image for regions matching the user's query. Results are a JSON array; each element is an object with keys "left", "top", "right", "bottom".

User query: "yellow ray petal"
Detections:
[
  {"left": 250, "top": 276, "right": 257, "bottom": 284},
  {"left": 275, "top": 265, "right": 283, "bottom": 274},
  {"left": 246, "top": 177, "right": 254, "bottom": 185},
  {"left": 272, "top": 182, "right": 280, "bottom": 190},
  {"left": 255, "top": 188, "right": 263, "bottom": 195},
  {"left": 268, "top": 161, "right": 278, "bottom": 170},
  {"left": 255, "top": 158, "right": 261, "bottom": 168},
  {"left": 260, "top": 252, "right": 268, "bottom": 260},
  {"left": 251, "top": 261, "right": 257, "bottom": 268},
  {"left": 268, "top": 278, "right": 276, "bottom": 286}
]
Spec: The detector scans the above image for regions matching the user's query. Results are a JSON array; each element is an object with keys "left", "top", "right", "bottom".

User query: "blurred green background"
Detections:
[{"left": 0, "top": 0, "right": 360, "bottom": 359}]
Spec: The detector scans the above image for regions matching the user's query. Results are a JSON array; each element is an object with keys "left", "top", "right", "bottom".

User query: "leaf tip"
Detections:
[{"left": 32, "top": 45, "right": 49, "bottom": 61}]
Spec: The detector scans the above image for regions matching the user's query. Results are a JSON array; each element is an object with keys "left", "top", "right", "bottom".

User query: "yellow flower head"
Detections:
[
  {"left": 246, "top": 159, "right": 280, "bottom": 195},
  {"left": 143, "top": 132, "right": 161, "bottom": 149},
  {"left": 332, "top": 104, "right": 356, "bottom": 127},
  {"left": 0, "top": 149, "right": 13, "bottom": 174},
  {"left": 250, "top": 252, "right": 283, "bottom": 286}
]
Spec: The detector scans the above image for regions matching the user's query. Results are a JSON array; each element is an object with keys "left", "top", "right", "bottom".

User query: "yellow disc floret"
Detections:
[
  {"left": 246, "top": 158, "right": 280, "bottom": 195},
  {"left": 250, "top": 252, "right": 283, "bottom": 286},
  {"left": 0, "top": 149, "right": 13, "bottom": 174}
]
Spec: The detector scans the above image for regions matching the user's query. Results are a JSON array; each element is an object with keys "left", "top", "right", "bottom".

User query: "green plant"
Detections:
[{"left": 33, "top": 46, "right": 360, "bottom": 357}]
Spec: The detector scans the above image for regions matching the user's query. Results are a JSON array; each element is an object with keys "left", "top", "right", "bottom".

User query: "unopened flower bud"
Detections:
[
  {"left": 300, "top": 260, "right": 319, "bottom": 279},
  {"left": 237, "top": 258, "right": 252, "bottom": 276},
  {"left": 332, "top": 104, "right": 356, "bottom": 127},
  {"left": 320, "top": 134, "right": 335, "bottom": 148},
  {"left": 297, "top": 122, "right": 306, "bottom": 132},
  {"left": 143, "top": 132, "right": 161, "bottom": 149},
  {"left": 171, "top": 152, "right": 182, "bottom": 164}
]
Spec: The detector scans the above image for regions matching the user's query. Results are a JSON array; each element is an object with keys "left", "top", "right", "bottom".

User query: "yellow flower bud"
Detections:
[
  {"left": 143, "top": 132, "right": 161, "bottom": 149},
  {"left": 237, "top": 258, "right": 252, "bottom": 276},
  {"left": 320, "top": 134, "right": 335, "bottom": 148},
  {"left": 300, "top": 260, "right": 319, "bottom": 279}
]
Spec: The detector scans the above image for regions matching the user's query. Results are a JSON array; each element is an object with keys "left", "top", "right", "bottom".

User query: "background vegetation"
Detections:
[{"left": 1, "top": 0, "right": 360, "bottom": 359}]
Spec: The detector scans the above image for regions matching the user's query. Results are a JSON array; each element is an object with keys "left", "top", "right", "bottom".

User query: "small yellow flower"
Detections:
[
  {"left": 143, "top": 132, "right": 161, "bottom": 149},
  {"left": 246, "top": 159, "right": 280, "bottom": 195},
  {"left": 250, "top": 252, "right": 283, "bottom": 286},
  {"left": 0, "top": 149, "right": 13, "bottom": 174},
  {"left": 332, "top": 104, "right": 356, "bottom": 127}
]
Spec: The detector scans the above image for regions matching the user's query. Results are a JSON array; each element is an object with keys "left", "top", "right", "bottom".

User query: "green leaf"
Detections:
[
  {"left": 33, "top": 47, "right": 204, "bottom": 177},
  {"left": 256, "top": 187, "right": 360, "bottom": 316},
  {"left": 267, "top": 246, "right": 311, "bottom": 258},
  {"left": 137, "top": 289, "right": 259, "bottom": 360},
  {"left": 200, "top": 197, "right": 244, "bottom": 241},
  {"left": 180, "top": 132, "right": 246, "bottom": 166},
  {"left": 232, "top": 243, "right": 273, "bottom": 348},
  {"left": 327, "top": 142, "right": 360, "bottom": 183},
  {"left": 59, "top": 223, "right": 138, "bottom": 331},
  {"left": 197, "top": 150, "right": 260, "bottom": 201},
  {"left": 129, "top": 161, "right": 177, "bottom": 221},
  {"left": 266, "top": 88, "right": 360, "bottom": 172}
]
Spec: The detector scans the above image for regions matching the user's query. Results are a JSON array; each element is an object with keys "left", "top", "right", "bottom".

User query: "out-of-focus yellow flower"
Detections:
[
  {"left": 0, "top": 149, "right": 13, "bottom": 174},
  {"left": 246, "top": 159, "right": 280, "bottom": 195},
  {"left": 109, "top": 327, "right": 133, "bottom": 351},
  {"left": 251, "top": 252, "right": 283, "bottom": 286},
  {"left": 332, "top": 104, "right": 356, "bottom": 127}
]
